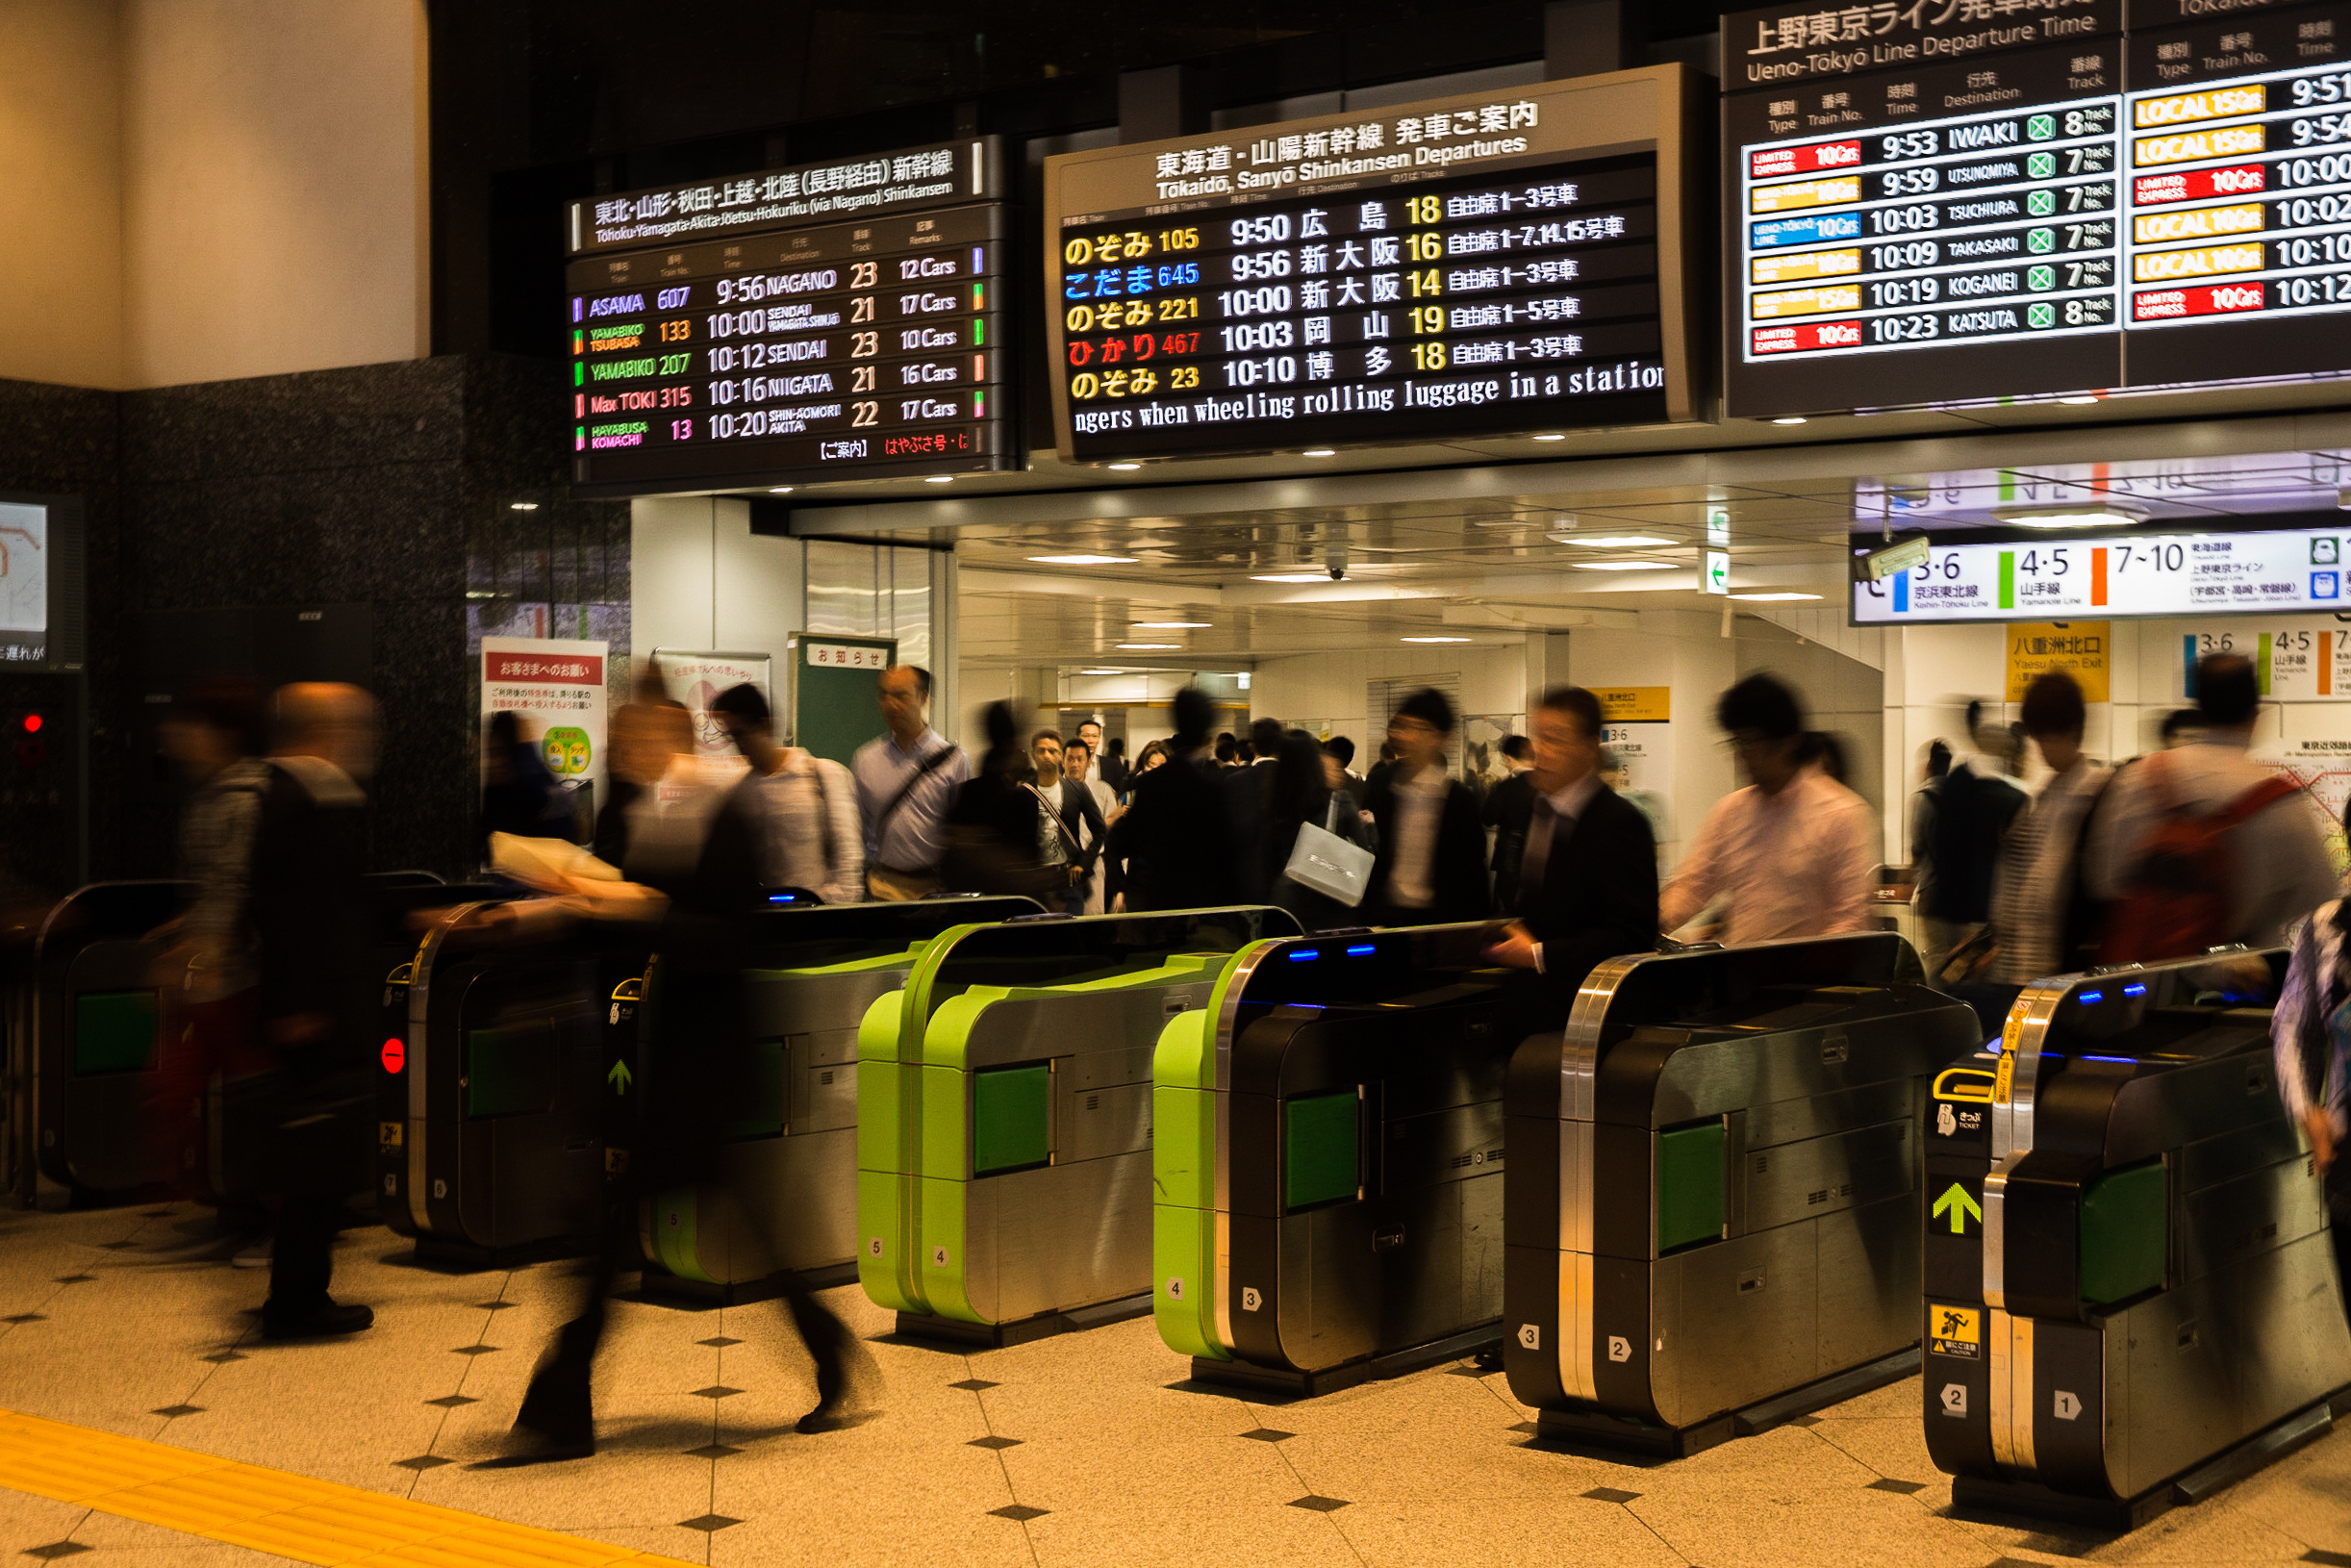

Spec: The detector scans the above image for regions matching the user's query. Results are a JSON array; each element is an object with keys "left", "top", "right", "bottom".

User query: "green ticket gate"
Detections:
[
  {"left": 1156, "top": 923, "right": 1519, "bottom": 1396},
  {"left": 1502, "top": 933, "right": 1979, "bottom": 1454},
  {"left": 1931, "top": 951, "right": 2351, "bottom": 1529},
  {"left": 859, "top": 908, "right": 1300, "bottom": 1346},
  {"left": 632, "top": 896, "right": 1039, "bottom": 1299},
  {"left": 33, "top": 881, "right": 192, "bottom": 1200}
]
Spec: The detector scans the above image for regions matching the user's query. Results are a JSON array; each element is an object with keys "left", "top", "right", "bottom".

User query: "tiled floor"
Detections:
[{"left": 1, "top": 1201, "right": 2349, "bottom": 1566}]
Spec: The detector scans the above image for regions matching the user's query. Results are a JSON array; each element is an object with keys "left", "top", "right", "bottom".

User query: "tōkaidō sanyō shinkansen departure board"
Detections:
[
  {"left": 564, "top": 139, "right": 1015, "bottom": 495},
  {"left": 1041, "top": 67, "right": 1703, "bottom": 464},
  {"left": 1724, "top": 0, "right": 2126, "bottom": 417},
  {"left": 2121, "top": 1, "right": 2351, "bottom": 386}
]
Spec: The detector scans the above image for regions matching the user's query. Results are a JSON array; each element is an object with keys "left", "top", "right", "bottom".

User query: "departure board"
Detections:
[
  {"left": 565, "top": 140, "right": 1014, "bottom": 496},
  {"left": 1851, "top": 522, "right": 2351, "bottom": 624},
  {"left": 2121, "top": 1, "right": 2351, "bottom": 386},
  {"left": 1042, "top": 68, "right": 1701, "bottom": 463},
  {"left": 1725, "top": 2, "right": 2124, "bottom": 417}
]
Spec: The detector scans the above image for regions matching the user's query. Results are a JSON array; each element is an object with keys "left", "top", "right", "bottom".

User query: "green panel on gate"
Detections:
[
  {"left": 74, "top": 991, "right": 159, "bottom": 1075},
  {"left": 972, "top": 1063, "right": 1050, "bottom": 1176},
  {"left": 2081, "top": 1159, "right": 2166, "bottom": 1305},
  {"left": 1656, "top": 1120, "right": 1725, "bottom": 1252},
  {"left": 713, "top": 1039, "right": 786, "bottom": 1142},
  {"left": 466, "top": 1024, "right": 554, "bottom": 1119},
  {"left": 1284, "top": 1089, "right": 1358, "bottom": 1212}
]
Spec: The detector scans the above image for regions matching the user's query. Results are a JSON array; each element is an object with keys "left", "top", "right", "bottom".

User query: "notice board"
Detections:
[{"left": 789, "top": 633, "right": 897, "bottom": 767}]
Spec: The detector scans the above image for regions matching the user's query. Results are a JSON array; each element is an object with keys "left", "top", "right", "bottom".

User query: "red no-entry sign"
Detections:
[{"left": 381, "top": 1037, "right": 405, "bottom": 1074}]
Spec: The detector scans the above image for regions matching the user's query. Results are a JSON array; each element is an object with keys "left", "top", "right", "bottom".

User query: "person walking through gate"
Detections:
[
  {"left": 1364, "top": 688, "right": 1490, "bottom": 926},
  {"left": 853, "top": 665, "right": 968, "bottom": 900}
]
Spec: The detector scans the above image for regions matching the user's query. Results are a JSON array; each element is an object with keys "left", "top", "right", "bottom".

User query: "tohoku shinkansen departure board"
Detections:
[{"left": 1042, "top": 67, "right": 1704, "bottom": 464}]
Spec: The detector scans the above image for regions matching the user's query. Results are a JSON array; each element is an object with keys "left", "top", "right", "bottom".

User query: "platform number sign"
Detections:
[
  {"left": 1241, "top": 1286, "right": 1262, "bottom": 1311},
  {"left": 867, "top": 1237, "right": 884, "bottom": 1258},
  {"left": 1607, "top": 1335, "right": 1631, "bottom": 1363},
  {"left": 1165, "top": 1276, "right": 1184, "bottom": 1301},
  {"left": 1940, "top": 1383, "right": 1968, "bottom": 1417},
  {"left": 1517, "top": 1324, "right": 1540, "bottom": 1350}
]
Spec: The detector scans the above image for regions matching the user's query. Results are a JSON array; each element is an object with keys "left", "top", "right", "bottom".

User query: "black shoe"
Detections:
[
  {"left": 795, "top": 1406, "right": 880, "bottom": 1434},
  {"left": 1471, "top": 1346, "right": 1504, "bottom": 1373},
  {"left": 260, "top": 1302, "right": 373, "bottom": 1341},
  {"left": 471, "top": 1424, "right": 596, "bottom": 1468}
]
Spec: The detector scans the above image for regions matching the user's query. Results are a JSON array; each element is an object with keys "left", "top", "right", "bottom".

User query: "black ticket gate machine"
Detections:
[
  {"left": 1504, "top": 933, "right": 1981, "bottom": 1454},
  {"left": 1156, "top": 923, "right": 1520, "bottom": 1396},
  {"left": 1929, "top": 951, "right": 2351, "bottom": 1528}
]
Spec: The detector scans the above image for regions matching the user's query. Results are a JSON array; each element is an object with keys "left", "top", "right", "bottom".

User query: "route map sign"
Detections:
[
  {"left": 565, "top": 139, "right": 1014, "bottom": 496},
  {"left": 1041, "top": 67, "right": 1703, "bottom": 463}
]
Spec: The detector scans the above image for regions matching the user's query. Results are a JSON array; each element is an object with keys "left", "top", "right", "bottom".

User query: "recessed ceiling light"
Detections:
[
  {"left": 923, "top": 474, "right": 954, "bottom": 483},
  {"left": 1029, "top": 553, "right": 1138, "bottom": 565},
  {"left": 1116, "top": 643, "right": 1180, "bottom": 650},
  {"left": 1771, "top": 417, "right": 1807, "bottom": 425},
  {"left": 1571, "top": 560, "right": 1676, "bottom": 571},
  {"left": 1107, "top": 462, "right": 1143, "bottom": 470},
  {"left": 1078, "top": 668, "right": 1125, "bottom": 675},
  {"left": 508, "top": 502, "right": 540, "bottom": 511},
  {"left": 1560, "top": 534, "right": 1676, "bottom": 548},
  {"left": 769, "top": 486, "right": 795, "bottom": 493},
  {"left": 1729, "top": 592, "right": 1824, "bottom": 602},
  {"left": 1402, "top": 636, "right": 1471, "bottom": 644},
  {"left": 1531, "top": 434, "right": 1565, "bottom": 443},
  {"left": 1302, "top": 448, "right": 1337, "bottom": 457},
  {"left": 1996, "top": 506, "right": 2144, "bottom": 530},
  {"left": 1251, "top": 571, "right": 1331, "bottom": 583},
  {"left": 1134, "top": 621, "right": 1210, "bottom": 628},
  {"left": 2057, "top": 394, "right": 2100, "bottom": 405}
]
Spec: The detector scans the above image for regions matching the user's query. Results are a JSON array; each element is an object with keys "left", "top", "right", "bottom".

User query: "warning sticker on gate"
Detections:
[{"left": 1929, "top": 1304, "right": 1981, "bottom": 1360}]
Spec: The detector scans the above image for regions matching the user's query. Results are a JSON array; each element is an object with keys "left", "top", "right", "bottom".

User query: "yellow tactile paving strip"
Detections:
[{"left": 0, "top": 1407, "right": 697, "bottom": 1568}]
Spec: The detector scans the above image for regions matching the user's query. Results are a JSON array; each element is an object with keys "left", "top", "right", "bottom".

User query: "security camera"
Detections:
[
  {"left": 1326, "top": 542, "right": 1348, "bottom": 580},
  {"left": 1327, "top": 562, "right": 1347, "bottom": 580}
]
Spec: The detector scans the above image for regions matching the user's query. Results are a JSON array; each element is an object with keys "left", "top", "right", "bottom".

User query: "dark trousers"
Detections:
[{"left": 261, "top": 1052, "right": 368, "bottom": 1321}]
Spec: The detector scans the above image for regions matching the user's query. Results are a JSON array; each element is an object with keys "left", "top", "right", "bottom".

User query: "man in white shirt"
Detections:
[
  {"left": 1660, "top": 673, "right": 1876, "bottom": 945},
  {"left": 711, "top": 684, "right": 862, "bottom": 903},
  {"left": 851, "top": 666, "right": 970, "bottom": 900}
]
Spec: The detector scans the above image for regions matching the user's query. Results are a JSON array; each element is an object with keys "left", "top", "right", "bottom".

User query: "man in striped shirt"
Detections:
[{"left": 1985, "top": 670, "right": 2111, "bottom": 986}]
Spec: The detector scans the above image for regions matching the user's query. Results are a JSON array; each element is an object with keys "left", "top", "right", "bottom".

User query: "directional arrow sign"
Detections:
[
  {"left": 606, "top": 1059, "right": 633, "bottom": 1096},
  {"left": 1933, "top": 1181, "right": 1982, "bottom": 1235}
]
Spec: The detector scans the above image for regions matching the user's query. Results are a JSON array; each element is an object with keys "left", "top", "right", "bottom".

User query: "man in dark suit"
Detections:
[
  {"left": 1483, "top": 734, "right": 1537, "bottom": 909},
  {"left": 1120, "top": 687, "right": 1241, "bottom": 912},
  {"left": 1482, "top": 685, "right": 1658, "bottom": 1022},
  {"left": 1223, "top": 716, "right": 1285, "bottom": 901},
  {"left": 1364, "top": 688, "right": 1490, "bottom": 926}
]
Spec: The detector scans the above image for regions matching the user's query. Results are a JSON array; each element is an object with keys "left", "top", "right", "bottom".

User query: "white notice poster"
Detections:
[{"left": 481, "top": 637, "right": 609, "bottom": 806}]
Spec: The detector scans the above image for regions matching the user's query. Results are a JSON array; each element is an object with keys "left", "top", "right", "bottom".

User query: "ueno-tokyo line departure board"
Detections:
[
  {"left": 1042, "top": 67, "right": 1702, "bottom": 463},
  {"left": 564, "top": 139, "right": 1015, "bottom": 496}
]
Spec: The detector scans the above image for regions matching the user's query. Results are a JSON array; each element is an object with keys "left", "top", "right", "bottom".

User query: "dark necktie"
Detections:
[{"left": 1520, "top": 797, "right": 1560, "bottom": 906}]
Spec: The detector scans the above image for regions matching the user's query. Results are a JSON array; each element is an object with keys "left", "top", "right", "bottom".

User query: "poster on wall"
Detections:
[
  {"left": 650, "top": 647, "right": 772, "bottom": 765},
  {"left": 481, "top": 636, "right": 608, "bottom": 816},
  {"left": 2252, "top": 740, "right": 2351, "bottom": 878},
  {"left": 1596, "top": 686, "right": 1674, "bottom": 846}
]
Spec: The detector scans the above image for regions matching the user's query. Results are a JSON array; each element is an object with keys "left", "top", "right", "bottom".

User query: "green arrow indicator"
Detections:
[
  {"left": 1933, "top": 1181, "right": 1983, "bottom": 1234},
  {"left": 606, "top": 1058, "right": 633, "bottom": 1095}
]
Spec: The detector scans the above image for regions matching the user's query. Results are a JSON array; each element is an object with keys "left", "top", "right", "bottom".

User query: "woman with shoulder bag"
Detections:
[{"left": 1265, "top": 731, "right": 1376, "bottom": 930}]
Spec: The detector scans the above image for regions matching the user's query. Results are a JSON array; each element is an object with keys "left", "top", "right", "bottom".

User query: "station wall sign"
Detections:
[
  {"left": 1852, "top": 522, "right": 2351, "bottom": 623},
  {"left": 1041, "top": 66, "right": 1705, "bottom": 464}
]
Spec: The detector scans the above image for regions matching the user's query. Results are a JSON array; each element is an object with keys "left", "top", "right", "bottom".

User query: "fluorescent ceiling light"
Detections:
[
  {"left": 1402, "top": 636, "right": 1470, "bottom": 644},
  {"left": 1251, "top": 571, "right": 1330, "bottom": 582},
  {"left": 1730, "top": 592, "right": 1824, "bottom": 602},
  {"left": 1302, "top": 448, "right": 1336, "bottom": 457},
  {"left": 1116, "top": 643, "right": 1179, "bottom": 650},
  {"left": 769, "top": 486, "right": 795, "bottom": 493},
  {"left": 1561, "top": 534, "right": 1676, "bottom": 548},
  {"left": 1997, "top": 506, "right": 2143, "bottom": 530},
  {"left": 1771, "top": 417, "right": 1807, "bottom": 425},
  {"left": 1531, "top": 434, "right": 1565, "bottom": 443},
  {"left": 1134, "top": 621, "right": 1210, "bottom": 628},
  {"left": 1030, "top": 553, "right": 1137, "bottom": 565},
  {"left": 2057, "top": 394, "right": 2100, "bottom": 405},
  {"left": 923, "top": 474, "right": 954, "bottom": 483},
  {"left": 1078, "top": 669, "right": 1124, "bottom": 674},
  {"left": 1572, "top": 559, "right": 1676, "bottom": 571},
  {"left": 508, "top": 501, "right": 540, "bottom": 511},
  {"left": 1107, "top": 462, "right": 1142, "bottom": 470}
]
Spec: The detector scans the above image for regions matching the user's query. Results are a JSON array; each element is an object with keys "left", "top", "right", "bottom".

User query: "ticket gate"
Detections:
[
  {"left": 630, "top": 896, "right": 1039, "bottom": 1301},
  {"left": 1504, "top": 933, "right": 1979, "bottom": 1455},
  {"left": 1155, "top": 923, "right": 1521, "bottom": 1395},
  {"left": 1930, "top": 951, "right": 2351, "bottom": 1529},
  {"left": 860, "top": 907, "right": 1299, "bottom": 1346}
]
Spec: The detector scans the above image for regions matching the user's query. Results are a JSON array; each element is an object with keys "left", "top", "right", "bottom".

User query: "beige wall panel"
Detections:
[{"left": 0, "top": 0, "right": 123, "bottom": 387}]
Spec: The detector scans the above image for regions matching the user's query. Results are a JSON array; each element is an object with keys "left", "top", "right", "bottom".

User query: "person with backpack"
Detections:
[
  {"left": 2087, "top": 652, "right": 2337, "bottom": 962},
  {"left": 852, "top": 665, "right": 968, "bottom": 900},
  {"left": 1912, "top": 699, "right": 2030, "bottom": 982}
]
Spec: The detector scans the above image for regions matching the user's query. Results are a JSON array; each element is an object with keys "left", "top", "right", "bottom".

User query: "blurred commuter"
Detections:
[
  {"left": 1119, "top": 689, "right": 1240, "bottom": 912},
  {"left": 940, "top": 703, "right": 1053, "bottom": 899},
  {"left": 616, "top": 704, "right": 730, "bottom": 898},
  {"left": 248, "top": 683, "right": 379, "bottom": 1339},
  {"left": 1096, "top": 731, "right": 1130, "bottom": 795},
  {"left": 1265, "top": 729, "right": 1376, "bottom": 929},
  {"left": 708, "top": 683, "right": 861, "bottom": 903},
  {"left": 1214, "top": 733, "right": 1238, "bottom": 768},
  {"left": 1029, "top": 728, "right": 1105, "bottom": 914},
  {"left": 479, "top": 710, "right": 574, "bottom": 859},
  {"left": 1065, "top": 739, "right": 1114, "bottom": 912},
  {"left": 1913, "top": 700, "right": 2030, "bottom": 979},
  {"left": 590, "top": 701, "right": 676, "bottom": 869},
  {"left": 1660, "top": 673, "right": 1875, "bottom": 944},
  {"left": 1983, "top": 671, "right": 2113, "bottom": 985},
  {"left": 1365, "top": 739, "right": 1397, "bottom": 797},
  {"left": 1482, "top": 686, "right": 1658, "bottom": 1020},
  {"left": 1484, "top": 734, "right": 1538, "bottom": 910},
  {"left": 1100, "top": 739, "right": 1167, "bottom": 912},
  {"left": 1365, "top": 689, "right": 1488, "bottom": 926},
  {"left": 1325, "top": 734, "right": 1364, "bottom": 789},
  {"left": 1222, "top": 717, "right": 1285, "bottom": 901},
  {"left": 2271, "top": 901, "right": 2351, "bottom": 1311},
  {"left": 1802, "top": 729, "right": 1851, "bottom": 786},
  {"left": 2160, "top": 707, "right": 2205, "bottom": 748},
  {"left": 2088, "top": 653, "right": 2335, "bottom": 959},
  {"left": 853, "top": 666, "right": 968, "bottom": 900}
]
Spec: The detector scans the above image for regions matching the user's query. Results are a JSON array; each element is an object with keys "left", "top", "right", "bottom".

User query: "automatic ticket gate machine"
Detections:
[
  {"left": 630, "top": 896, "right": 1040, "bottom": 1300},
  {"left": 1504, "top": 934, "right": 1980, "bottom": 1454},
  {"left": 1155, "top": 923, "right": 1523, "bottom": 1396},
  {"left": 859, "top": 907, "right": 1300, "bottom": 1346},
  {"left": 1929, "top": 952, "right": 2351, "bottom": 1528}
]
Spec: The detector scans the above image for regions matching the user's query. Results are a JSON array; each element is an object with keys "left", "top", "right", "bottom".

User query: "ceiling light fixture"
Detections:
[
  {"left": 1250, "top": 571, "right": 1331, "bottom": 583},
  {"left": 1302, "top": 448, "right": 1337, "bottom": 457},
  {"left": 1029, "top": 553, "right": 1138, "bottom": 565},
  {"left": 2056, "top": 394, "right": 2101, "bottom": 405},
  {"left": 1134, "top": 621, "right": 1210, "bottom": 628},
  {"left": 1771, "top": 417, "right": 1807, "bottom": 425},
  {"left": 1402, "top": 636, "right": 1470, "bottom": 644},
  {"left": 508, "top": 502, "right": 540, "bottom": 511},
  {"left": 769, "top": 486, "right": 795, "bottom": 493},
  {"left": 1115, "top": 643, "right": 1180, "bottom": 650},
  {"left": 1729, "top": 592, "right": 1824, "bottom": 602},
  {"left": 1077, "top": 669, "right": 1125, "bottom": 675},
  {"left": 923, "top": 474, "right": 954, "bottom": 483},
  {"left": 1571, "top": 559, "right": 1677, "bottom": 571},
  {"left": 1996, "top": 505, "right": 2144, "bottom": 530},
  {"left": 1560, "top": 534, "right": 1676, "bottom": 548},
  {"left": 1531, "top": 434, "right": 1565, "bottom": 443},
  {"left": 1107, "top": 462, "right": 1142, "bottom": 470}
]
